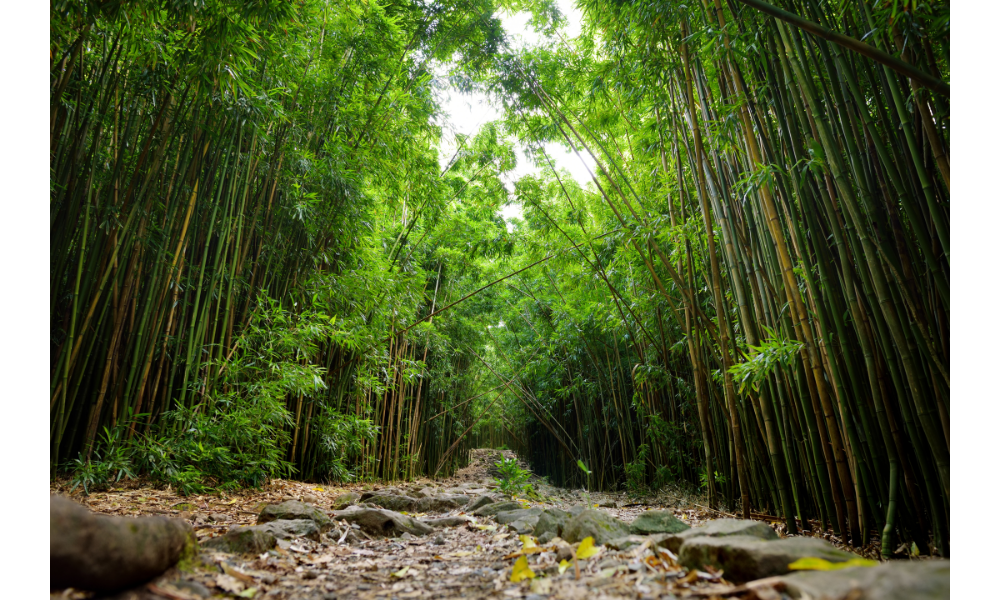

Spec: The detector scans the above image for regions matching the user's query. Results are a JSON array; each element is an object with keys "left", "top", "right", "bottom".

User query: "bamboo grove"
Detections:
[{"left": 50, "top": 0, "right": 949, "bottom": 560}]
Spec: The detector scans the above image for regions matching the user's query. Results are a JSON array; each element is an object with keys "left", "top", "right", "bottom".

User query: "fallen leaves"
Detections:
[
  {"left": 788, "top": 557, "right": 879, "bottom": 571},
  {"left": 510, "top": 555, "right": 535, "bottom": 582}
]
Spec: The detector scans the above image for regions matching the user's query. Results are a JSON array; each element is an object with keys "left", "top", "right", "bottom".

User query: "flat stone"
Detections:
[
  {"left": 420, "top": 516, "right": 472, "bottom": 528},
  {"left": 473, "top": 501, "right": 522, "bottom": 517},
  {"left": 776, "top": 559, "right": 949, "bottom": 600},
  {"left": 257, "top": 501, "right": 332, "bottom": 532},
  {"left": 331, "top": 492, "right": 360, "bottom": 511},
  {"left": 257, "top": 519, "right": 321, "bottom": 542},
  {"left": 629, "top": 510, "right": 690, "bottom": 535},
  {"left": 467, "top": 495, "right": 494, "bottom": 512},
  {"left": 331, "top": 508, "right": 432, "bottom": 538},
  {"left": 679, "top": 535, "right": 856, "bottom": 583},
  {"left": 495, "top": 508, "right": 543, "bottom": 525},
  {"left": 660, "top": 518, "right": 777, "bottom": 552},
  {"left": 362, "top": 493, "right": 420, "bottom": 512},
  {"left": 562, "top": 509, "right": 631, "bottom": 545},
  {"left": 417, "top": 496, "right": 464, "bottom": 513},
  {"left": 509, "top": 515, "right": 542, "bottom": 534},
  {"left": 202, "top": 526, "right": 277, "bottom": 554}
]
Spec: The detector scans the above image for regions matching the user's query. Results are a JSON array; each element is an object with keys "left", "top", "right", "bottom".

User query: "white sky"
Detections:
[{"left": 434, "top": 0, "right": 595, "bottom": 230}]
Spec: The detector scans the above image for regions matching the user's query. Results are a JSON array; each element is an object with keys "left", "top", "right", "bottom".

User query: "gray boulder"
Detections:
[
  {"left": 533, "top": 508, "right": 571, "bottom": 540},
  {"left": 332, "top": 508, "right": 432, "bottom": 537},
  {"left": 362, "top": 493, "right": 420, "bottom": 512},
  {"left": 257, "top": 519, "right": 321, "bottom": 542},
  {"left": 257, "top": 500, "right": 332, "bottom": 532},
  {"left": 473, "top": 501, "right": 522, "bottom": 517},
  {"left": 777, "top": 559, "right": 949, "bottom": 600},
  {"left": 562, "top": 509, "right": 631, "bottom": 545},
  {"left": 661, "top": 518, "right": 777, "bottom": 553},
  {"left": 202, "top": 526, "right": 277, "bottom": 554},
  {"left": 331, "top": 492, "right": 360, "bottom": 511},
  {"left": 417, "top": 495, "right": 466, "bottom": 513},
  {"left": 679, "top": 535, "right": 856, "bottom": 583},
  {"left": 467, "top": 495, "right": 494, "bottom": 512},
  {"left": 419, "top": 516, "right": 472, "bottom": 528},
  {"left": 629, "top": 510, "right": 690, "bottom": 535},
  {"left": 495, "top": 508, "right": 543, "bottom": 525}
]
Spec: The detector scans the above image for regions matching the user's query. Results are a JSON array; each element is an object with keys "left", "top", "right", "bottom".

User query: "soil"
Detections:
[{"left": 49, "top": 449, "right": 881, "bottom": 600}]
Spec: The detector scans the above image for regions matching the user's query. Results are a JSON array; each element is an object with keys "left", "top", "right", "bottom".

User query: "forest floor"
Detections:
[{"left": 51, "top": 449, "right": 888, "bottom": 600}]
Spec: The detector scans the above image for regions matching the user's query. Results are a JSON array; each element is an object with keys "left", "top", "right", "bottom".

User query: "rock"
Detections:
[
  {"left": 467, "top": 495, "right": 494, "bottom": 512},
  {"left": 473, "top": 501, "right": 522, "bottom": 517},
  {"left": 629, "top": 510, "right": 690, "bottom": 535},
  {"left": 776, "top": 560, "right": 949, "bottom": 600},
  {"left": 679, "top": 535, "right": 856, "bottom": 583},
  {"left": 417, "top": 495, "right": 465, "bottom": 512},
  {"left": 509, "top": 515, "right": 542, "bottom": 534},
  {"left": 332, "top": 508, "right": 432, "bottom": 537},
  {"left": 562, "top": 509, "right": 631, "bottom": 545},
  {"left": 257, "top": 519, "right": 322, "bottom": 541},
  {"left": 358, "top": 491, "right": 420, "bottom": 512},
  {"left": 605, "top": 535, "right": 650, "bottom": 551},
  {"left": 566, "top": 504, "right": 587, "bottom": 517},
  {"left": 331, "top": 492, "right": 360, "bottom": 510},
  {"left": 537, "top": 530, "right": 557, "bottom": 544},
  {"left": 51, "top": 495, "right": 196, "bottom": 593},
  {"left": 301, "top": 494, "right": 319, "bottom": 505},
  {"left": 420, "top": 516, "right": 472, "bottom": 528},
  {"left": 495, "top": 508, "right": 543, "bottom": 525},
  {"left": 433, "top": 535, "right": 446, "bottom": 545},
  {"left": 597, "top": 499, "right": 617, "bottom": 508},
  {"left": 660, "top": 518, "right": 777, "bottom": 552},
  {"left": 257, "top": 500, "right": 332, "bottom": 532},
  {"left": 166, "top": 579, "right": 211, "bottom": 598},
  {"left": 202, "top": 526, "right": 277, "bottom": 554},
  {"left": 533, "top": 508, "right": 570, "bottom": 540}
]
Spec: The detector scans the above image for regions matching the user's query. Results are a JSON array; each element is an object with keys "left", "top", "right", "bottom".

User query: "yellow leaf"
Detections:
[
  {"left": 788, "top": 557, "right": 879, "bottom": 571},
  {"left": 392, "top": 566, "right": 410, "bottom": 578},
  {"left": 511, "top": 556, "right": 535, "bottom": 582},
  {"left": 475, "top": 524, "right": 497, "bottom": 531},
  {"left": 558, "top": 559, "right": 571, "bottom": 575},
  {"left": 575, "top": 536, "right": 602, "bottom": 560},
  {"left": 449, "top": 551, "right": 474, "bottom": 557},
  {"left": 519, "top": 535, "right": 538, "bottom": 550}
]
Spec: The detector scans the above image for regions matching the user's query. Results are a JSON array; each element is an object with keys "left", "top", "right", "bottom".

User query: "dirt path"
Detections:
[{"left": 50, "top": 449, "right": 879, "bottom": 600}]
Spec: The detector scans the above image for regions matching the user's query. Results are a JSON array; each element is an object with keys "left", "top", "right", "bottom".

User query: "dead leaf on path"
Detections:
[
  {"left": 215, "top": 573, "right": 244, "bottom": 594},
  {"left": 510, "top": 556, "right": 535, "bottom": 582},
  {"left": 575, "top": 536, "right": 601, "bottom": 559},
  {"left": 392, "top": 566, "right": 411, "bottom": 578},
  {"left": 558, "top": 559, "right": 571, "bottom": 575}
]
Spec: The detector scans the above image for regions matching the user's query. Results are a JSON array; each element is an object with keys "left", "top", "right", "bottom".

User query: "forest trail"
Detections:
[{"left": 50, "top": 449, "right": 946, "bottom": 600}]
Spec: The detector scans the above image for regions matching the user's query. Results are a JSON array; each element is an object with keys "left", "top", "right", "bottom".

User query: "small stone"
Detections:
[
  {"left": 209, "top": 513, "right": 230, "bottom": 523},
  {"left": 301, "top": 494, "right": 319, "bottom": 505},
  {"left": 331, "top": 507, "right": 432, "bottom": 537},
  {"left": 537, "top": 530, "right": 556, "bottom": 544},
  {"left": 433, "top": 535, "right": 445, "bottom": 545},
  {"left": 400, "top": 532, "right": 417, "bottom": 541},
  {"left": 331, "top": 492, "right": 360, "bottom": 510},
  {"left": 302, "top": 569, "right": 319, "bottom": 580},
  {"left": 420, "top": 516, "right": 471, "bottom": 528},
  {"left": 166, "top": 579, "right": 211, "bottom": 598},
  {"left": 258, "top": 519, "right": 322, "bottom": 541},
  {"left": 494, "top": 508, "right": 543, "bottom": 525}
]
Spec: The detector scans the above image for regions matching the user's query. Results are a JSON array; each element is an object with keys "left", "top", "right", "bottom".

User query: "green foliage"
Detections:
[
  {"left": 624, "top": 443, "right": 649, "bottom": 495},
  {"left": 311, "top": 407, "right": 379, "bottom": 482},
  {"left": 494, "top": 455, "right": 531, "bottom": 496},
  {"left": 728, "top": 327, "right": 804, "bottom": 395}
]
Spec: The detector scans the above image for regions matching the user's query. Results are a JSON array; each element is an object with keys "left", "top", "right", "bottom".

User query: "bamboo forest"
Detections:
[{"left": 49, "top": 0, "right": 951, "bottom": 596}]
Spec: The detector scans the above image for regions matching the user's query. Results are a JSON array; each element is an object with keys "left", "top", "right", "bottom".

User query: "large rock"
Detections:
[
  {"left": 331, "top": 492, "right": 360, "bottom": 510},
  {"left": 629, "top": 510, "right": 690, "bottom": 535},
  {"left": 202, "top": 526, "right": 277, "bottom": 554},
  {"left": 357, "top": 491, "right": 420, "bottom": 512},
  {"left": 417, "top": 495, "right": 465, "bottom": 513},
  {"left": 562, "top": 509, "right": 631, "bottom": 545},
  {"left": 679, "top": 535, "right": 856, "bottom": 582},
  {"left": 257, "top": 519, "right": 322, "bottom": 541},
  {"left": 51, "top": 495, "right": 196, "bottom": 592},
  {"left": 257, "top": 501, "right": 332, "bottom": 531},
  {"left": 420, "top": 516, "right": 472, "bottom": 528},
  {"left": 332, "top": 508, "right": 432, "bottom": 537},
  {"left": 776, "top": 560, "right": 949, "bottom": 600},
  {"left": 467, "top": 495, "right": 494, "bottom": 512},
  {"left": 473, "top": 501, "right": 522, "bottom": 517},
  {"left": 660, "top": 518, "right": 777, "bottom": 553},
  {"left": 533, "top": 508, "right": 571, "bottom": 540},
  {"left": 495, "top": 508, "right": 543, "bottom": 525}
]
